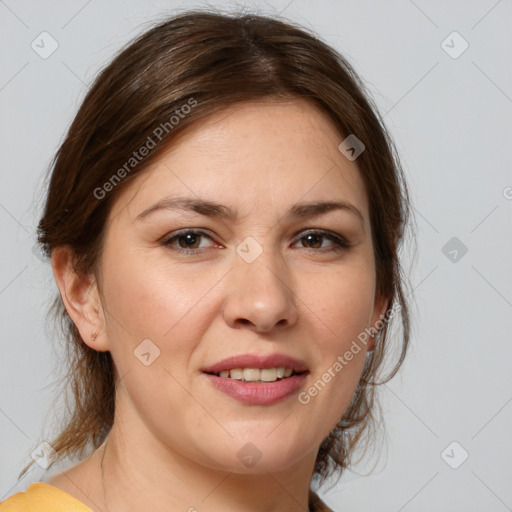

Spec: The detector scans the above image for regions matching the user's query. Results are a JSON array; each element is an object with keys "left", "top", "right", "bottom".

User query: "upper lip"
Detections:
[{"left": 202, "top": 353, "right": 309, "bottom": 374}]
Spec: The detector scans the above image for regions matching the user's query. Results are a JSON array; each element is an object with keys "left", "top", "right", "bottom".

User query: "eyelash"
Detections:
[{"left": 162, "top": 229, "right": 351, "bottom": 255}]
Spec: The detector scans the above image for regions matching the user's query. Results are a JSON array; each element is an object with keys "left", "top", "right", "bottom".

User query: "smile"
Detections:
[
  {"left": 209, "top": 367, "right": 298, "bottom": 382},
  {"left": 202, "top": 369, "right": 309, "bottom": 405}
]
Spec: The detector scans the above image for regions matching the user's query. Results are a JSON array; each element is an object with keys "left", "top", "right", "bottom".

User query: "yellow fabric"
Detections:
[
  {"left": 0, "top": 482, "right": 333, "bottom": 511},
  {"left": 0, "top": 482, "right": 92, "bottom": 511}
]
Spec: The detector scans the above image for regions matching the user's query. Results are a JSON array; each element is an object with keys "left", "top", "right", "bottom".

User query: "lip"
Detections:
[
  {"left": 201, "top": 353, "right": 309, "bottom": 374},
  {"left": 203, "top": 372, "right": 309, "bottom": 405}
]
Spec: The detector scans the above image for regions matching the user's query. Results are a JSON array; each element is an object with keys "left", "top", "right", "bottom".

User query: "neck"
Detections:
[{"left": 95, "top": 423, "right": 316, "bottom": 512}]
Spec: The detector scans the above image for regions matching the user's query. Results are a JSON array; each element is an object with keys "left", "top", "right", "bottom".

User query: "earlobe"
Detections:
[{"left": 50, "top": 245, "right": 108, "bottom": 351}]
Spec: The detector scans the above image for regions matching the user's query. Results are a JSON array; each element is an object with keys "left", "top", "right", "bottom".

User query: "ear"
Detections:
[
  {"left": 51, "top": 245, "right": 109, "bottom": 352},
  {"left": 366, "top": 293, "right": 390, "bottom": 352}
]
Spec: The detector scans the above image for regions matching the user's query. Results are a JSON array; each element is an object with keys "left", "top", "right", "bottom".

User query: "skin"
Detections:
[{"left": 48, "top": 98, "right": 388, "bottom": 512}]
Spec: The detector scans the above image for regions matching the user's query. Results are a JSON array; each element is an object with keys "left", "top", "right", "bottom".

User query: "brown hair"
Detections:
[{"left": 22, "top": 8, "right": 414, "bottom": 487}]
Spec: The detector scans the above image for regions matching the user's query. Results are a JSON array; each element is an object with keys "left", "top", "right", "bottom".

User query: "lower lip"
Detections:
[{"left": 202, "top": 372, "right": 308, "bottom": 405}]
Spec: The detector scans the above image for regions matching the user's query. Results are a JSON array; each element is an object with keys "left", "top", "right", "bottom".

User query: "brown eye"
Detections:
[
  {"left": 175, "top": 232, "right": 202, "bottom": 249},
  {"left": 300, "top": 233, "right": 324, "bottom": 249},
  {"left": 294, "top": 230, "right": 350, "bottom": 252},
  {"left": 163, "top": 230, "right": 215, "bottom": 253}
]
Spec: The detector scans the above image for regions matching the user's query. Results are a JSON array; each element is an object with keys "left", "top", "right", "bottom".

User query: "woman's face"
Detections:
[{"left": 87, "top": 99, "right": 387, "bottom": 473}]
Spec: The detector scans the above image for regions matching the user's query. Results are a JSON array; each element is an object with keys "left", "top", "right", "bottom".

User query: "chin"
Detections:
[{"left": 197, "top": 435, "right": 310, "bottom": 474}]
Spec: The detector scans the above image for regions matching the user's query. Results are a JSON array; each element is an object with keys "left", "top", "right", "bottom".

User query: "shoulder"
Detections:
[
  {"left": 0, "top": 482, "right": 93, "bottom": 512},
  {"left": 0, "top": 487, "right": 28, "bottom": 511}
]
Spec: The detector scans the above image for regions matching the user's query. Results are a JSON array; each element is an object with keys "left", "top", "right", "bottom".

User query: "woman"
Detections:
[{"left": 1, "top": 8, "right": 412, "bottom": 512}]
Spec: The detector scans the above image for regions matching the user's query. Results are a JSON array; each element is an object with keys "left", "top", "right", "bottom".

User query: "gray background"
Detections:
[{"left": 1, "top": 1, "right": 511, "bottom": 510}]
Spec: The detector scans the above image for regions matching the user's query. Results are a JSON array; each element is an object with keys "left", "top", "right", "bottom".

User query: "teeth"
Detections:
[
  {"left": 229, "top": 368, "right": 244, "bottom": 380},
  {"left": 260, "top": 368, "right": 277, "bottom": 382},
  {"left": 215, "top": 367, "right": 297, "bottom": 382},
  {"left": 243, "top": 368, "right": 260, "bottom": 381}
]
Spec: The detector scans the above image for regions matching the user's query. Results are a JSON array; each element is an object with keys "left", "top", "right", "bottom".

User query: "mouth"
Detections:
[
  {"left": 203, "top": 367, "right": 307, "bottom": 382},
  {"left": 201, "top": 353, "right": 309, "bottom": 404},
  {"left": 202, "top": 367, "right": 309, "bottom": 405}
]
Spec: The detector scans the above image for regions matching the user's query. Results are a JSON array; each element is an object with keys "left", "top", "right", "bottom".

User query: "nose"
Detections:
[{"left": 222, "top": 246, "right": 298, "bottom": 333}]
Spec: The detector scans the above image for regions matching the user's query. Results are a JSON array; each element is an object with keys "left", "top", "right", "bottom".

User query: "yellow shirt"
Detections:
[
  {"left": 0, "top": 483, "right": 92, "bottom": 511},
  {"left": 0, "top": 482, "right": 333, "bottom": 511}
]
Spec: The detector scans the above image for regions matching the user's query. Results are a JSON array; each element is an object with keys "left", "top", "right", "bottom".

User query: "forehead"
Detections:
[{"left": 109, "top": 99, "right": 369, "bottom": 225}]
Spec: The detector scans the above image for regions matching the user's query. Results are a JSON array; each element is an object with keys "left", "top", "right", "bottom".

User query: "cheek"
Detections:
[
  {"left": 301, "top": 263, "right": 376, "bottom": 352},
  {"left": 97, "top": 254, "right": 214, "bottom": 434},
  {"left": 100, "top": 250, "right": 223, "bottom": 347},
  {"left": 296, "top": 265, "right": 374, "bottom": 426}
]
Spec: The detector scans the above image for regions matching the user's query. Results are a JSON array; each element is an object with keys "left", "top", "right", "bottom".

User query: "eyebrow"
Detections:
[{"left": 135, "top": 197, "right": 365, "bottom": 226}]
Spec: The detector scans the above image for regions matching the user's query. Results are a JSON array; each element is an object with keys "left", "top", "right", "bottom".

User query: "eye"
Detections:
[
  {"left": 162, "top": 228, "right": 351, "bottom": 255},
  {"left": 162, "top": 229, "right": 216, "bottom": 253},
  {"left": 292, "top": 229, "right": 351, "bottom": 253}
]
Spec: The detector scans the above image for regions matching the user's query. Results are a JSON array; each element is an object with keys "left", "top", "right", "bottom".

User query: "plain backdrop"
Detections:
[{"left": 1, "top": 1, "right": 511, "bottom": 511}]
